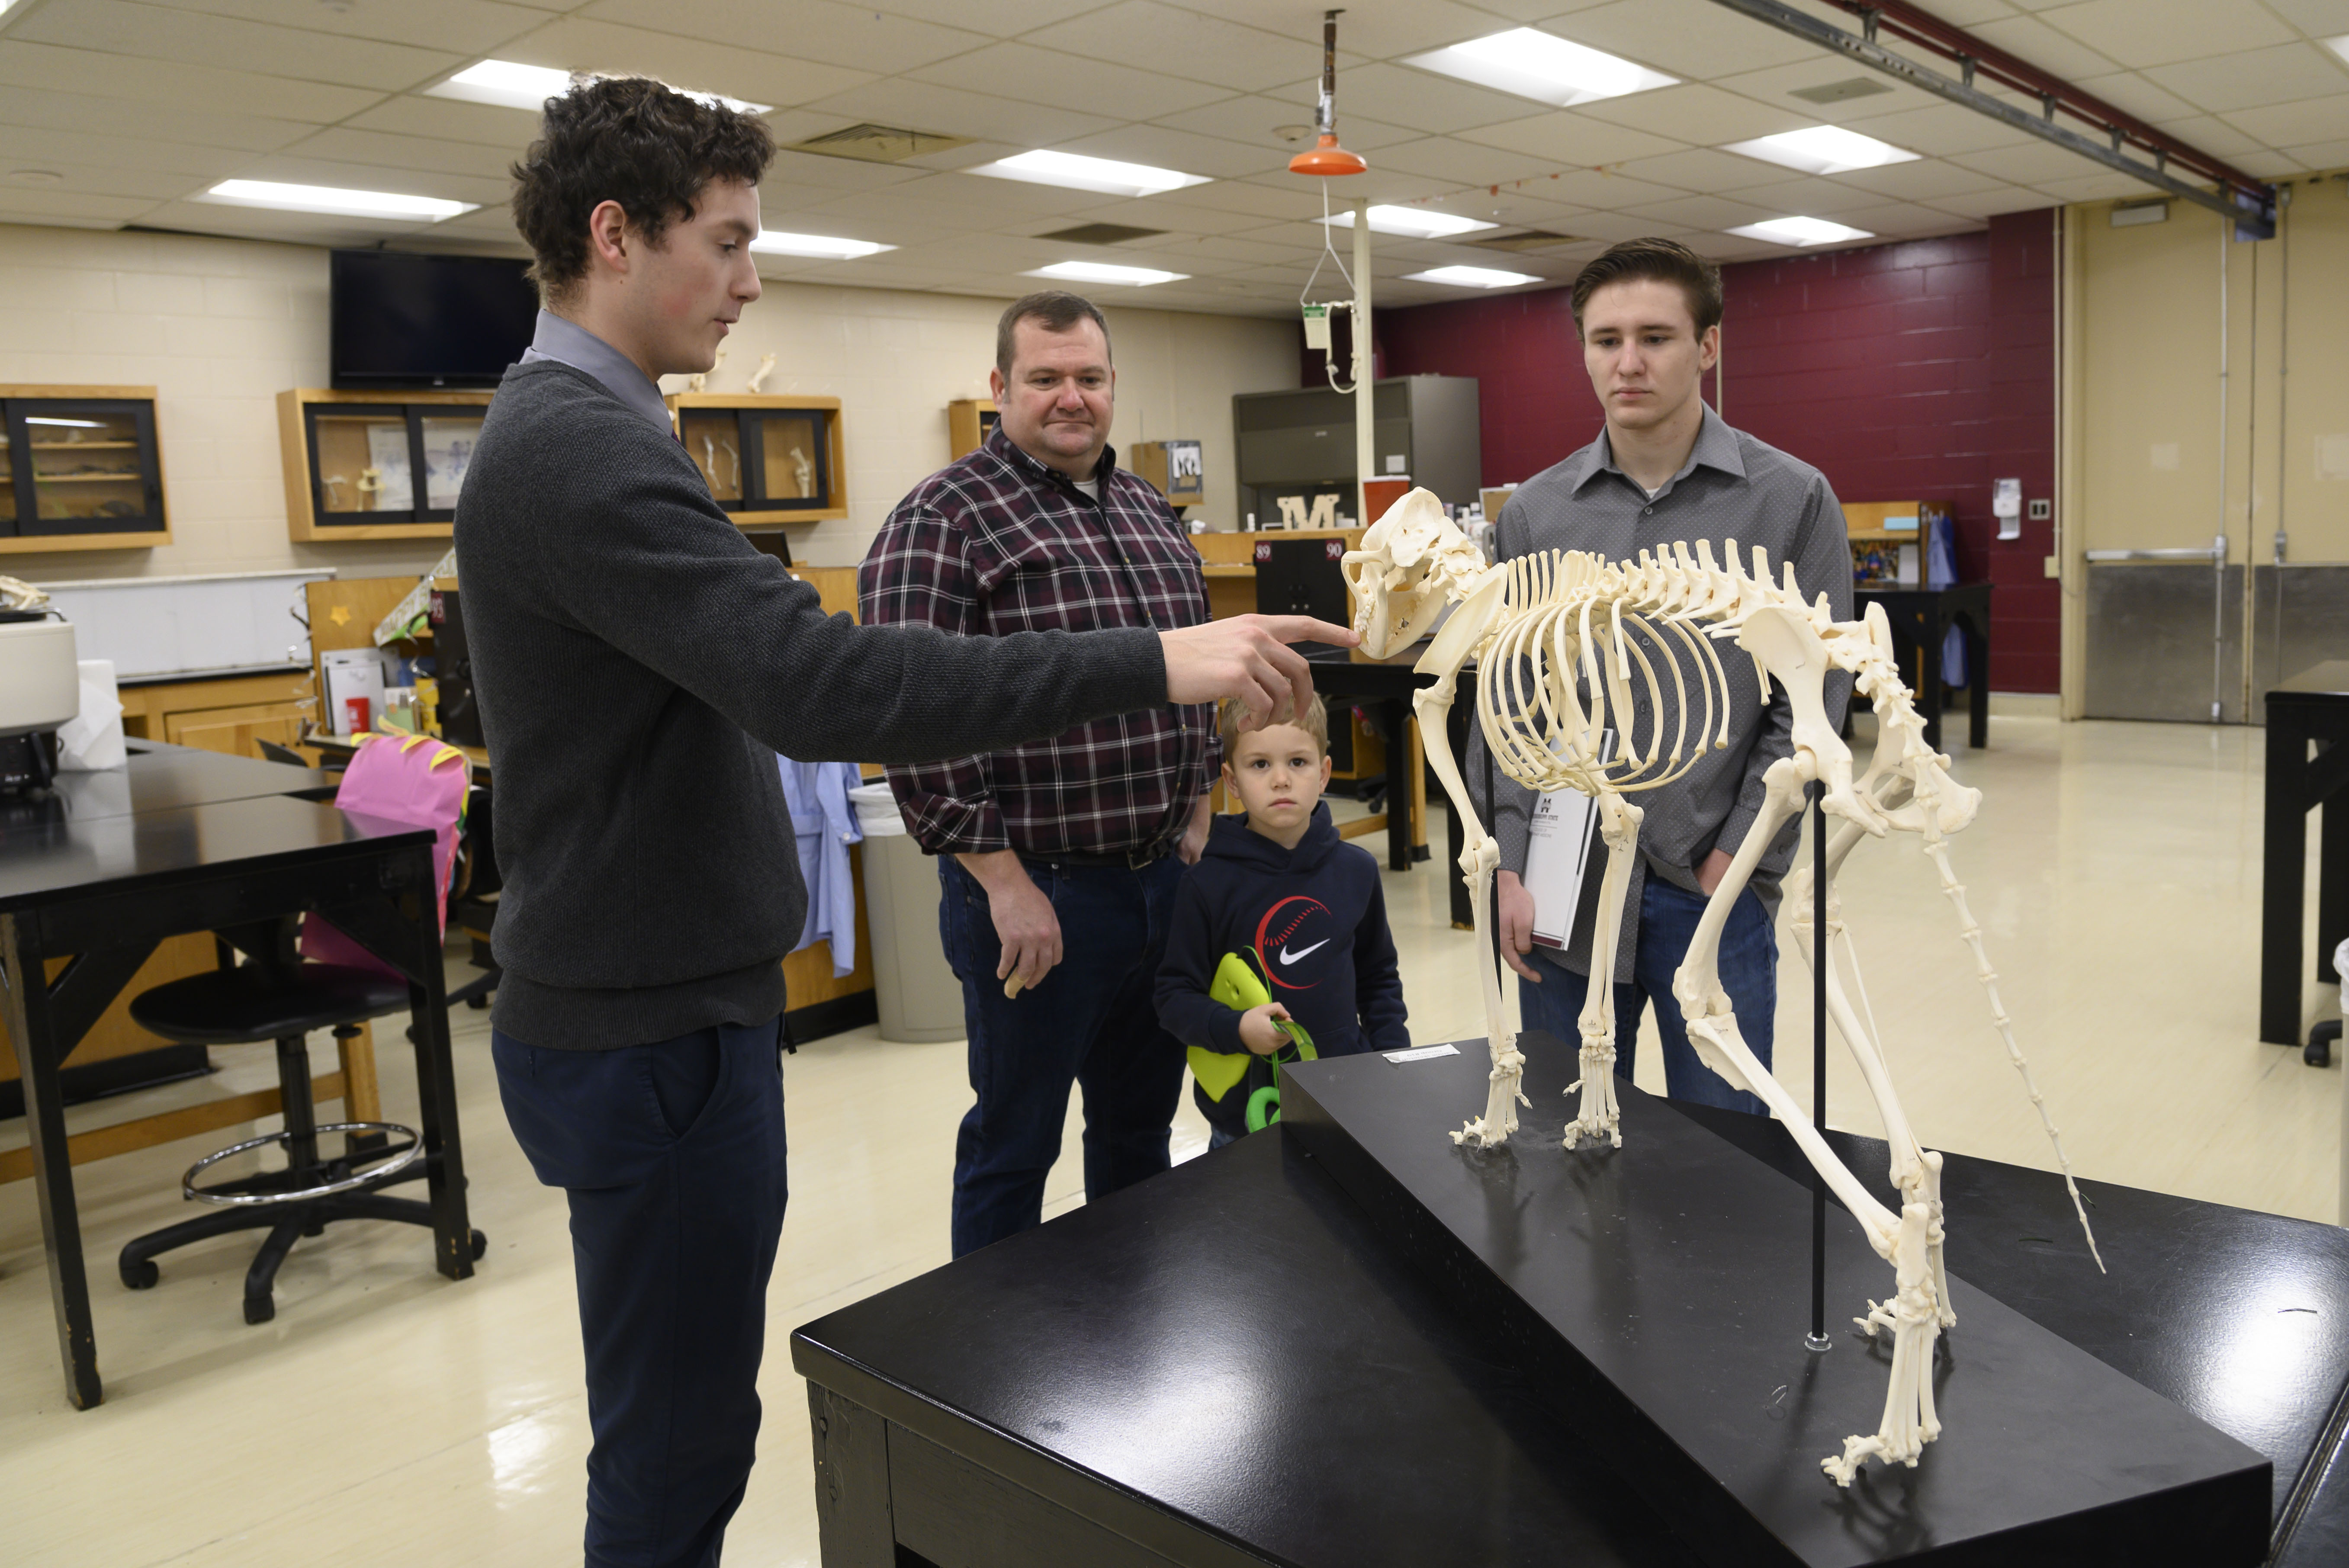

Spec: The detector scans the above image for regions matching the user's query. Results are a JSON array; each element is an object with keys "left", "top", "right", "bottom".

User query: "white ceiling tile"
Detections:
[
  {"left": 2231, "top": 149, "right": 2314, "bottom": 178},
  {"left": 1546, "top": 0, "right": 1828, "bottom": 80},
  {"left": 16, "top": 0, "right": 461, "bottom": 91},
  {"left": 2267, "top": 0, "right": 2349, "bottom": 32},
  {"left": 0, "top": 86, "right": 315, "bottom": 155},
  {"left": 0, "top": 125, "right": 250, "bottom": 178},
  {"left": 1708, "top": 60, "right": 1939, "bottom": 126},
  {"left": 158, "top": 0, "right": 558, "bottom": 54},
  {"left": 226, "top": 154, "right": 512, "bottom": 206},
  {"left": 498, "top": 19, "right": 878, "bottom": 109},
  {"left": 1311, "top": 61, "right": 1553, "bottom": 135},
  {"left": 131, "top": 198, "right": 448, "bottom": 247},
  {"left": 580, "top": 0, "right": 991, "bottom": 74},
  {"left": 1946, "top": 139, "right": 2112, "bottom": 184},
  {"left": 2280, "top": 137, "right": 2349, "bottom": 166},
  {"left": 1048, "top": 124, "right": 1291, "bottom": 182},
  {"left": 0, "top": 40, "right": 381, "bottom": 121},
  {"left": 800, "top": 79, "right": 1117, "bottom": 147},
  {"left": 0, "top": 189, "right": 161, "bottom": 222},
  {"left": 276, "top": 127, "right": 520, "bottom": 181},
  {"left": 2225, "top": 95, "right": 2349, "bottom": 148},
  {"left": 1455, "top": 109, "right": 1684, "bottom": 166},
  {"left": 1732, "top": 174, "right": 1907, "bottom": 216},
  {"left": 1614, "top": 147, "right": 1774, "bottom": 193},
  {"left": 864, "top": 0, "right": 1112, "bottom": 35},
  {"left": 1166, "top": 0, "right": 1520, "bottom": 58},
  {"left": 1622, "top": 192, "right": 1783, "bottom": 230},
  {"left": 1829, "top": 158, "right": 2013, "bottom": 202},
  {"left": 1918, "top": 186, "right": 2059, "bottom": 221},
  {"left": 1577, "top": 83, "right": 1813, "bottom": 145},
  {"left": 1366, "top": 136, "right": 1568, "bottom": 186},
  {"left": 1152, "top": 96, "right": 1423, "bottom": 154},
  {"left": 2032, "top": 169, "right": 2171, "bottom": 201},
  {"left": 1050, "top": 195, "right": 1258, "bottom": 237},
  {"left": 2141, "top": 43, "right": 2349, "bottom": 112},
  {"left": 0, "top": 160, "right": 203, "bottom": 202},
  {"left": 2034, "top": 0, "right": 2295, "bottom": 70},
  {"left": 345, "top": 95, "right": 547, "bottom": 150},
  {"left": 2143, "top": 113, "right": 2266, "bottom": 158},
  {"left": 2063, "top": 72, "right": 2204, "bottom": 126},
  {"left": 1963, "top": 13, "right": 2123, "bottom": 78},
  {"left": 910, "top": 42, "right": 1234, "bottom": 122},
  {"left": 1023, "top": 3, "right": 1323, "bottom": 94},
  {"left": 1839, "top": 103, "right": 2037, "bottom": 157},
  {"left": 1802, "top": 200, "right": 1974, "bottom": 237},
  {"left": 762, "top": 149, "right": 935, "bottom": 192},
  {"left": 1233, "top": 165, "right": 1463, "bottom": 206}
]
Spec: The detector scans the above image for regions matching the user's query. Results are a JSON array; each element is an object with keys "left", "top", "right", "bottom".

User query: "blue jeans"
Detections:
[
  {"left": 494, "top": 1018, "right": 789, "bottom": 1568},
  {"left": 939, "top": 855, "right": 1188, "bottom": 1257},
  {"left": 1519, "top": 877, "right": 1776, "bottom": 1116}
]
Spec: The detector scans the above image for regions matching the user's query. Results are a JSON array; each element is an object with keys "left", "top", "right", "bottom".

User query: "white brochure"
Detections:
[{"left": 1521, "top": 730, "right": 1614, "bottom": 951}]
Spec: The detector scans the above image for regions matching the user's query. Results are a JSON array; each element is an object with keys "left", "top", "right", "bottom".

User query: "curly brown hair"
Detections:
[
  {"left": 1569, "top": 237, "right": 1723, "bottom": 336},
  {"left": 510, "top": 76, "right": 776, "bottom": 305}
]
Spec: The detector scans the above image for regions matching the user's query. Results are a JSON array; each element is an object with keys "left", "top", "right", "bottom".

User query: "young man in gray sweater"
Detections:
[{"left": 459, "top": 78, "right": 1350, "bottom": 1568}]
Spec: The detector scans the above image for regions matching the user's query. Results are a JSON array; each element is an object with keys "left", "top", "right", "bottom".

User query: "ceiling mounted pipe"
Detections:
[{"left": 1290, "top": 10, "right": 1368, "bottom": 177}]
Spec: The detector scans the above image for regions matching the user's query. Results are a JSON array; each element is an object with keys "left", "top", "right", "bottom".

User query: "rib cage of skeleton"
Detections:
[{"left": 1339, "top": 488, "right": 2101, "bottom": 1488}]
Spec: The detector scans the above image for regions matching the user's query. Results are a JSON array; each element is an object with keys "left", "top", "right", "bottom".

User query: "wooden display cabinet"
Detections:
[
  {"left": 948, "top": 398, "right": 997, "bottom": 459},
  {"left": 0, "top": 385, "right": 170, "bottom": 552},
  {"left": 278, "top": 388, "right": 493, "bottom": 542},
  {"left": 1842, "top": 500, "right": 1950, "bottom": 588},
  {"left": 1129, "top": 440, "right": 1204, "bottom": 508},
  {"left": 666, "top": 393, "right": 847, "bottom": 524}
]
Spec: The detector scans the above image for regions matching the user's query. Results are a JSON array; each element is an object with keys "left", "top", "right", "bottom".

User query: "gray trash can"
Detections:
[{"left": 852, "top": 784, "right": 965, "bottom": 1043}]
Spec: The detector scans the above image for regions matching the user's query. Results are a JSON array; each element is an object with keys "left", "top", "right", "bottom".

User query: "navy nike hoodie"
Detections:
[{"left": 1156, "top": 803, "right": 1408, "bottom": 1131}]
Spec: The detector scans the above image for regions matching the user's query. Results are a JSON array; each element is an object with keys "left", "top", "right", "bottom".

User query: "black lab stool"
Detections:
[{"left": 116, "top": 962, "right": 486, "bottom": 1323}]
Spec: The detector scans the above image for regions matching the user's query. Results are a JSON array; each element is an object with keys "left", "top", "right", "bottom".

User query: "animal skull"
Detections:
[{"left": 1340, "top": 489, "right": 1487, "bottom": 657}]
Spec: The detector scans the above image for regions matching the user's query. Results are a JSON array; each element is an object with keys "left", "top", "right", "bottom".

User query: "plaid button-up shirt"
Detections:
[{"left": 858, "top": 427, "right": 1216, "bottom": 858}]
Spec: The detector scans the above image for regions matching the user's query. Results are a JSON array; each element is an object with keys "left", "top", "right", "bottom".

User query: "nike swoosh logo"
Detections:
[{"left": 1279, "top": 940, "right": 1330, "bottom": 966}]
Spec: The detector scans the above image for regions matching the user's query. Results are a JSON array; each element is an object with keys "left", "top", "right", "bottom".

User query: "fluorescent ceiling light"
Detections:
[
  {"left": 26, "top": 417, "right": 106, "bottom": 427},
  {"left": 2323, "top": 34, "right": 2349, "bottom": 66},
  {"left": 1725, "top": 125, "right": 1917, "bottom": 175},
  {"left": 196, "top": 180, "right": 477, "bottom": 223},
  {"left": 1318, "top": 205, "right": 1497, "bottom": 240},
  {"left": 1404, "top": 265, "right": 1542, "bottom": 289},
  {"left": 1727, "top": 215, "right": 1875, "bottom": 247},
  {"left": 1028, "top": 261, "right": 1187, "bottom": 287},
  {"left": 427, "top": 59, "right": 770, "bottom": 115},
  {"left": 1404, "top": 29, "right": 1675, "bottom": 108},
  {"left": 972, "top": 150, "right": 1210, "bottom": 199},
  {"left": 752, "top": 231, "right": 893, "bottom": 260}
]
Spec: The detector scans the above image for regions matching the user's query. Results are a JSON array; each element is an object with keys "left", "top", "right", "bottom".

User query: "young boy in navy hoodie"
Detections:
[{"left": 1156, "top": 694, "right": 1408, "bottom": 1146}]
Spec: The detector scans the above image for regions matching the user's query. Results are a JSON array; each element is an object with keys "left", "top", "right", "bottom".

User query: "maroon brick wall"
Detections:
[{"left": 1365, "top": 209, "right": 2061, "bottom": 691}]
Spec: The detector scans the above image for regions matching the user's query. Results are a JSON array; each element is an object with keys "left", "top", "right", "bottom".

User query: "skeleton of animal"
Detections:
[{"left": 1340, "top": 488, "right": 2100, "bottom": 1486}]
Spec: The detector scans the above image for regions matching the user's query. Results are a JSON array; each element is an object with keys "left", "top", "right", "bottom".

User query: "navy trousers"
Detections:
[
  {"left": 938, "top": 854, "right": 1188, "bottom": 1258},
  {"left": 1520, "top": 877, "right": 1778, "bottom": 1116},
  {"left": 493, "top": 1017, "right": 789, "bottom": 1568}
]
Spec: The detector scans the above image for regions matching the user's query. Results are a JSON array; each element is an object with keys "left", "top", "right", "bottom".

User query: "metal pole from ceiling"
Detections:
[{"left": 1353, "top": 196, "right": 1374, "bottom": 530}]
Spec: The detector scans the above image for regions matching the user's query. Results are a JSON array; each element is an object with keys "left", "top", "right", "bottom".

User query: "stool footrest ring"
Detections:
[{"left": 182, "top": 1122, "right": 421, "bottom": 1206}]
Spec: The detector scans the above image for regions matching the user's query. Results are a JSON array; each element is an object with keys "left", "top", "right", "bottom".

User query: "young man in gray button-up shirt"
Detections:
[{"left": 1479, "top": 238, "right": 1851, "bottom": 1115}]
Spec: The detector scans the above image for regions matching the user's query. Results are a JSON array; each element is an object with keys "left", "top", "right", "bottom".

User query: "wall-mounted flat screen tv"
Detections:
[{"left": 330, "top": 250, "right": 539, "bottom": 390}]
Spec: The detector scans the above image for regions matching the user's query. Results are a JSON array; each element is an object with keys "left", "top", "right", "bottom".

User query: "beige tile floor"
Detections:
[{"left": 1, "top": 711, "right": 2338, "bottom": 1566}]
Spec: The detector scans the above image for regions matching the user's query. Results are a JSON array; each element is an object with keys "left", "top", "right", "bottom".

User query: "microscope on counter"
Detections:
[{"left": 0, "top": 577, "right": 81, "bottom": 795}]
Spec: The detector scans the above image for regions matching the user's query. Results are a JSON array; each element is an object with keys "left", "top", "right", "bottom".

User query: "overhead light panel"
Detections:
[
  {"left": 1727, "top": 215, "right": 1875, "bottom": 247},
  {"left": 196, "top": 180, "right": 477, "bottom": 223},
  {"left": 973, "top": 151, "right": 1209, "bottom": 199},
  {"left": 1726, "top": 125, "right": 1917, "bottom": 175},
  {"left": 751, "top": 231, "right": 893, "bottom": 259},
  {"left": 1318, "top": 205, "right": 1497, "bottom": 240},
  {"left": 1028, "top": 261, "right": 1187, "bottom": 287},
  {"left": 427, "top": 59, "right": 770, "bottom": 115},
  {"left": 1404, "top": 265, "right": 1542, "bottom": 289},
  {"left": 1404, "top": 29, "right": 1675, "bottom": 108},
  {"left": 2323, "top": 34, "right": 2349, "bottom": 67}
]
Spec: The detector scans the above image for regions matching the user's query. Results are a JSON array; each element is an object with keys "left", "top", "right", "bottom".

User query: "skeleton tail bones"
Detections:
[{"left": 1344, "top": 489, "right": 2101, "bottom": 1487}]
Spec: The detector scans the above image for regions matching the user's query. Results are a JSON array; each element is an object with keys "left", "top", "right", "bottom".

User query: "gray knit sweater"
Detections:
[{"left": 455, "top": 360, "right": 1166, "bottom": 1047}]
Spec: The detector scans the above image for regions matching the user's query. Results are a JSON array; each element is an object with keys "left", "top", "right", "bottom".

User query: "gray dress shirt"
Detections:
[
  {"left": 1468, "top": 405, "right": 1852, "bottom": 981},
  {"left": 517, "top": 310, "right": 675, "bottom": 438}
]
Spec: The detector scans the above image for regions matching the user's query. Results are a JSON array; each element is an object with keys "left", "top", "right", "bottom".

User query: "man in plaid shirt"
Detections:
[{"left": 861, "top": 292, "right": 1218, "bottom": 1256}]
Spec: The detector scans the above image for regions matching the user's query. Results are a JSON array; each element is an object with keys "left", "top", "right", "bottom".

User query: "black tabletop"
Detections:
[
  {"left": 0, "top": 792, "right": 427, "bottom": 910},
  {"left": 796, "top": 1085, "right": 2349, "bottom": 1568},
  {"left": 33, "top": 741, "right": 332, "bottom": 823},
  {"left": 2269, "top": 660, "right": 2349, "bottom": 703}
]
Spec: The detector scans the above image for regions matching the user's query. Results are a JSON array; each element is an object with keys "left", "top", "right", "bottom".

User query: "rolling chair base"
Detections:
[
  {"left": 2310, "top": 1017, "right": 2342, "bottom": 1068},
  {"left": 119, "top": 1152, "right": 484, "bottom": 1324}
]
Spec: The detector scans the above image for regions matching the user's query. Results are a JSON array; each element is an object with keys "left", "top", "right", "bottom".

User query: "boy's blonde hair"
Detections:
[{"left": 1218, "top": 691, "right": 1330, "bottom": 762}]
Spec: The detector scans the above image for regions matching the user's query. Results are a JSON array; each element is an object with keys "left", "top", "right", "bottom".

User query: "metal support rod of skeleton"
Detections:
[{"left": 1343, "top": 488, "right": 2100, "bottom": 1487}]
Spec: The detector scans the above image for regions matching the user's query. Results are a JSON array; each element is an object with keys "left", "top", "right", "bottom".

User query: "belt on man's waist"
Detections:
[{"left": 1019, "top": 842, "right": 1171, "bottom": 871}]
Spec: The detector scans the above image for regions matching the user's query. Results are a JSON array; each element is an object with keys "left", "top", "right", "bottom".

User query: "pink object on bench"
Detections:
[{"left": 300, "top": 731, "right": 471, "bottom": 978}]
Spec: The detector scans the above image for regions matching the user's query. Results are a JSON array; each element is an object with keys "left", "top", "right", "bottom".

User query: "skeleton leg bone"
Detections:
[{"left": 1563, "top": 793, "right": 1642, "bottom": 1149}]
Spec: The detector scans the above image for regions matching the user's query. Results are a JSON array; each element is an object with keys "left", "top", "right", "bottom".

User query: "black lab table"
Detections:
[{"left": 794, "top": 1044, "right": 2349, "bottom": 1567}]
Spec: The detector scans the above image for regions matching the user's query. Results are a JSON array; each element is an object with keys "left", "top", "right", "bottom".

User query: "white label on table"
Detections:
[{"left": 1385, "top": 1043, "right": 1461, "bottom": 1064}]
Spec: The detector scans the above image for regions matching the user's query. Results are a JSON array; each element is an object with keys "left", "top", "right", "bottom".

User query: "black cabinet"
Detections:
[
  {"left": 277, "top": 389, "right": 491, "bottom": 541},
  {"left": 1, "top": 393, "right": 167, "bottom": 539},
  {"left": 667, "top": 395, "right": 846, "bottom": 524}
]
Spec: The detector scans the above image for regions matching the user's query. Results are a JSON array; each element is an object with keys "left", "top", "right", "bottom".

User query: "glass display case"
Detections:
[
  {"left": 666, "top": 394, "right": 846, "bottom": 524},
  {"left": 0, "top": 392, "right": 168, "bottom": 541},
  {"left": 279, "top": 389, "right": 492, "bottom": 540}
]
